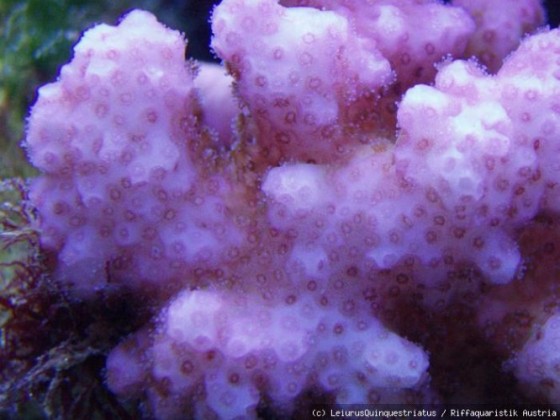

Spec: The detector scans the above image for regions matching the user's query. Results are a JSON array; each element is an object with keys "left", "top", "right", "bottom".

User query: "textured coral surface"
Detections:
[{"left": 20, "top": 0, "right": 560, "bottom": 418}]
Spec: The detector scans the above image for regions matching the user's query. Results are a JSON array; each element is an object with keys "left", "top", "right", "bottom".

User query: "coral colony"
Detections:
[{"left": 21, "top": 0, "right": 560, "bottom": 417}]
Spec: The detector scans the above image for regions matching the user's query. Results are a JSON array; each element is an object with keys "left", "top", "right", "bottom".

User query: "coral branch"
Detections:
[{"left": 17, "top": 0, "right": 560, "bottom": 418}]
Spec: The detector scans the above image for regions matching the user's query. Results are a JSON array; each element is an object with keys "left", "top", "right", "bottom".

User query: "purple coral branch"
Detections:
[{"left": 21, "top": 0, "right": 560, "bottom": 417}]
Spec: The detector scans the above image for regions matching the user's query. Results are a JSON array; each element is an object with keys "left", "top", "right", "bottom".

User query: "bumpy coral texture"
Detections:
[
  {"left": 23, "top": 0, "right": 560, "bottom": 418},
  {"left": 107, "top": 290, "right": 429, "bottom": 418},
  {"left": 280, "top": 0, "right": 476, "bottom": 85},
  {"left": 516, "top": 313, "right": 560, "bottom": 402},
  {"left": 452, "top": 0, "right": 545, "bottom": 72},
  {"left": 25, "top": 11, "right": 244, "bottom": 295},
  {"left": 212, "top": 0, "right": 395, "bottom": 163}
]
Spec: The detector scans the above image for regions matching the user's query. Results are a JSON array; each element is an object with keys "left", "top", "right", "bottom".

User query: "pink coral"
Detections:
[
  {"left": 515, "top": 313, "right": 560, "bottom": 402},
  {"left": 21, "top": 0, "right": 560, "bottom": 418},
  {"left": 107, "top": 290, "right": 429, "bottom": 418},
  {"left": 281, "top": 0, "right": 476, "bottom": 86},
  {"left": 263, "top": 28, "right": 560, "bottom": 286},
  {"left": 194, "top": 63, "right": 239, "bottom": 148},
  {"left": 25, "top": 10, "right": 244, "bottom": 296},
  {"left": 211, "top": 0, "right": 395, "bottom": 163},
  {"left": 452, "top": 0, "right": 545, "bottom": 72}
]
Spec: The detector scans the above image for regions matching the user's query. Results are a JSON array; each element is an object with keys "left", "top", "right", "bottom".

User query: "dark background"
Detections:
[{"left": 545, "top": 0, "right": 560, "bottom": 28}]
